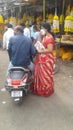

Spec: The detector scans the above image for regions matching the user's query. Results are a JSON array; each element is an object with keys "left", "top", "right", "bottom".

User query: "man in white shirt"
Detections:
[
  {"left": 24, "top": 27, "right": 30, "bottom": 38},
  {"left": 3, "top": 23, "right": 14, "bottom": 50},
  {"left": 33, "top": 25, "right": 40, "bottom": 42},
  {"left": 20, "top": 23, "right": 30, "bottom": 38}
]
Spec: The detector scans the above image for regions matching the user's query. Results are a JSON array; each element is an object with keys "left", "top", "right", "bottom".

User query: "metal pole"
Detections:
[
  {"left": 60, "top": 0, "right": 65, "bottom": 34},
  {"left": 5, "top": 0, "right": 8, "bottom": 19},
  {"left": 43, "top": 0, "right": 46, "bottom": 22},
  {"left": 19, "top": 3, "right": 22, "bottom": 18}
]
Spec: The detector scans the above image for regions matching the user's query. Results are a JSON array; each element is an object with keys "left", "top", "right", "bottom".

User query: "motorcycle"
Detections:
[{"left": 5, "top": 67, "right": 33, "bottom": 104}]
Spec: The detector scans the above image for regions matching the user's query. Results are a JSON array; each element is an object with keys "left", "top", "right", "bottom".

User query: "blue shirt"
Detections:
[{"left": 8, "top": 33, "right": 36, "bottom": 67}]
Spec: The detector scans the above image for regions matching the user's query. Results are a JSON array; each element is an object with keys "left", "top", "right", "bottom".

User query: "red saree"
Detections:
[{"left": 33, "top": 35, "right": 55, "bottom": 97}]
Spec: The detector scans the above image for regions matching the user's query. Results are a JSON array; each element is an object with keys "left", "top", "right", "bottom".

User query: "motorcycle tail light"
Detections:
[{"left": 11, "top": 80, "right": 21, "bottom": 85}]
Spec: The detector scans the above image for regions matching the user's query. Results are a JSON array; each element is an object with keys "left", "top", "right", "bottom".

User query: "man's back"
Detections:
[{"left": 8, "top": 33, "right": 36, "bottom": 67}]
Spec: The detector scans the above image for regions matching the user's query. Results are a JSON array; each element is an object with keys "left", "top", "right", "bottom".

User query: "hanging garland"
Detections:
[{"left": 0, "top": 15, "right": 4, "bottom": 38}]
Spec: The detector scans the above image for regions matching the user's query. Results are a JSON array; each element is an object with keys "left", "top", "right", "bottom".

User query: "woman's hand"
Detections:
[
  {"left": 37, "top": 49, "right": 43, "bottom": 53},
  {"left": 37, "top": 43, "right": 53, "bottom": 54}
]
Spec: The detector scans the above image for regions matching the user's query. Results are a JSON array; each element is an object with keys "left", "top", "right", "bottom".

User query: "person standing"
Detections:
[
  {"left": 7, "top": 25, "right": 36, "bottom": 74},
  {"left": 3, "top": 23, "right": 14, "bottom": 51},
  {"left": 32, "top": 25, "right": 40, "bottom": 43},
  {"left": 33, "top": 23, "right": 55, "bottom": 97},
  {"left": 20, "top": 23, "right": 30, "bottom": 38},
  {"left": 30, "top": 22, "right": 36, "bottom": 41}
]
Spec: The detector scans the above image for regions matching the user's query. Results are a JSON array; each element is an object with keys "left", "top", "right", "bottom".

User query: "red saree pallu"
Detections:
[{"left": 33, "top": 53, "right": 55, "bottom": 97}]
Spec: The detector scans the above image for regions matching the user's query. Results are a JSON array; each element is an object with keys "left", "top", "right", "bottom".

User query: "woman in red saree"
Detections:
[{"left": 33, "top": 23, "right": 55, "bottom": 97}]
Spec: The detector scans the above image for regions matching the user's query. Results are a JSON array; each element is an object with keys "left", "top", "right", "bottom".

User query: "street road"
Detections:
[{"left": 0, "top": 50, "right": 73, "bottom": 130}]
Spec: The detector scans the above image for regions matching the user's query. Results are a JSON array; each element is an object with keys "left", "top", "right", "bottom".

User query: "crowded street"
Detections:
[
  {"left": 0, "top": 0, "right": 73, "bottom": 130},
  {"left": 0, "top": 50, "right": 73, "bottom": 130}
]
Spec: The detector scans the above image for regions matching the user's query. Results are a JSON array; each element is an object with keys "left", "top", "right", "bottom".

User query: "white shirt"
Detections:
[
  {"left": 34, "top": 31, "right": 40, "bottom": 41},
  {"left": 3, "top": 28, "right": 14, "bottom": 50},
  {"left": 24, "top": 27, "right": 30, "bottom": 38}
]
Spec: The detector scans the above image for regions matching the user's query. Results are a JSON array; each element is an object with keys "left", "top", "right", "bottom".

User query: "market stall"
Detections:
[
  {"left": 53, "top": 0, "right": 73, "bottom": 61},
  {"left": 0, "top": 0, "right": 73, "bottom": 56}
]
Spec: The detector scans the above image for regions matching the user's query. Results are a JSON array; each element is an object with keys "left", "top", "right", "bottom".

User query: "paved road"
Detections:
[{"left": 0, "top": 50, "right": 73, "bottom": 130}]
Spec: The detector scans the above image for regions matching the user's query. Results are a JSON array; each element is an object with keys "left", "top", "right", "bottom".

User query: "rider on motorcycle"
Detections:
[{"left": 7, "top": 25, "right": 36, "bottom": 75}]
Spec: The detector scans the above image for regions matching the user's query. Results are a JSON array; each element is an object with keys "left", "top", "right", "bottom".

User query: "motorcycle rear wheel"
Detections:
[{"left": 13, "top": 97, "right": 23, "bottom": 105}]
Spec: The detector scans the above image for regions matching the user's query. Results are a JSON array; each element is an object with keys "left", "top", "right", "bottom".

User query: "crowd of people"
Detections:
[{"left": 2, "top": 22, "right": 55, "bottom": 97}]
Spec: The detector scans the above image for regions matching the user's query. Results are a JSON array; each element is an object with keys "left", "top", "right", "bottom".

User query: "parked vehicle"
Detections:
[{"left": 5, "top": 67, "right": 33, "bottom": 104}]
